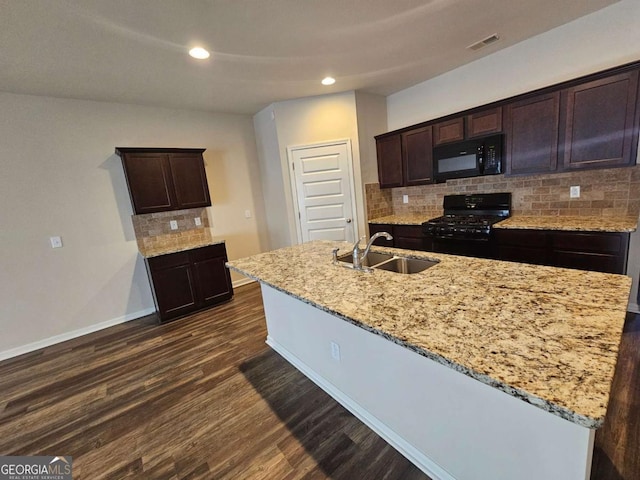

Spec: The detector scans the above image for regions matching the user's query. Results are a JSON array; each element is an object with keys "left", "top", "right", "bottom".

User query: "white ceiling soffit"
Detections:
[{"left": 0, "top": 0, "right": 619, "bottom": 115}]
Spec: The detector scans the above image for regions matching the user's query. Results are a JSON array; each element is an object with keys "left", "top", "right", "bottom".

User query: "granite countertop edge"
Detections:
[
  {"left": 140, "top": 238, "right": 226, "bottom": 258},
  {"left": 226, "top": 261, "right": 604, "bottom": 429}
]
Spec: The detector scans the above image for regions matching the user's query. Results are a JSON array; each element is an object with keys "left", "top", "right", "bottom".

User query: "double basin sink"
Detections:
[{"left": 337, "top": 251, "right": 439, "bottom": 274}]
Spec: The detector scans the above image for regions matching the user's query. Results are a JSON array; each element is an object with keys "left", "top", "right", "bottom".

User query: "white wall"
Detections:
[
  {"left": 0, "top": 92, "right": 267, "bottom": 357},
  {"left": 385, "top": 0, "right": 640, "bottom": 310},
  {"left": 254, "top": 92, "right": 372, "bottom": 246},
  {"left": 355, "top": 91, "right": 387, "bottom": 184}
]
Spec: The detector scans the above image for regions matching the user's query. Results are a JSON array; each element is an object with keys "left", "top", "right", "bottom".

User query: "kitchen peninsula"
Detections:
[{"left": 227, "top": 241, "right": 632, "bottom": 480}]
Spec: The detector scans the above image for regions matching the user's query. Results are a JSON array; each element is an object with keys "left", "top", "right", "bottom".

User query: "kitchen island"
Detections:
[{"left": 227, "top": 240, "right": 631, "bottom": 480}]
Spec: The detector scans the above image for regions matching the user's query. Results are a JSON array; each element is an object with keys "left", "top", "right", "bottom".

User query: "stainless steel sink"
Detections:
[
  {"left": 337, "top": 251, "right": 394, "bottom": 267},
  {"left": 336, "top": 251, "right": 439, "bottom": 274},
  {"left": 374, "top": 257, "right": 439, "bottom": 274}
]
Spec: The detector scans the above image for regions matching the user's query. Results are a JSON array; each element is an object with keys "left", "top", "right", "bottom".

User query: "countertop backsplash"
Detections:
[
  {"left": 132, "top": 207, "right": 212, "bottom": 254},
  {"left": 366, "top": 164, "right": 640, "bottom": 221}
]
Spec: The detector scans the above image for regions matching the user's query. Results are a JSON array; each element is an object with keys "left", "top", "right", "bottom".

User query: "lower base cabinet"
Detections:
[
  {"left": 146, "top": 243, "right": 233, "bottom": 322},
  {"left": 495, "top": 229, "right": 629, "bottom": 274}
]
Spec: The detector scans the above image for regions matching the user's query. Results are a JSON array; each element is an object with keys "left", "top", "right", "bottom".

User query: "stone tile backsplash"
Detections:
[
  {"left": 131, "top": 208, "right": 211, "bottom": 252},
  {"left": 366, "top": 165, "right": 640, "bottom": 220}
]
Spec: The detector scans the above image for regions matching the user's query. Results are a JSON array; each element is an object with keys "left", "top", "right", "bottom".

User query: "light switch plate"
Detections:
[
  {"left": 170, "top": 220, "right": 178, "bottom": 230},
  {"left": 194, "top": 217, "right": 202, "bottom": 226},
  {"left": 570, "top": 186, "right": 580, "bottom": 198},
  {"left": 50, "top": 236, "right": 63, "bottom": 248}
]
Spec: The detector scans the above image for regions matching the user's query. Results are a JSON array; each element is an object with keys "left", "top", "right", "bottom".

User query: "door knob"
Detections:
[{"left": 346, "top": 218, "right": 352, "bottom": 223}]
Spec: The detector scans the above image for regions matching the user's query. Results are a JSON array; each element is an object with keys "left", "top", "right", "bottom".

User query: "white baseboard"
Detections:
[
  {"left": 233, "top": 277, "right": 255, "bottom": 288},
  {"left": 266, "top": 336, "right": 455, "bottom": 480},
  {"left": 0, "top": 307, "right": 156, "bottom": 362}
]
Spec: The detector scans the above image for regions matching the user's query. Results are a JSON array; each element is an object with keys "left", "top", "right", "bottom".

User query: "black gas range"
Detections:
[{"left": 422, "top": 193, "right": 511, "bottom": 258}]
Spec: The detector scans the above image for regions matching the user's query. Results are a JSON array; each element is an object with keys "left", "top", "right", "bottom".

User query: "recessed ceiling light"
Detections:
[
  {"left": 189, "top": 47, "right": 210, "bottom": 59},
  {"left": 321, "top": 77, "right": 336, "bottom": 86}
]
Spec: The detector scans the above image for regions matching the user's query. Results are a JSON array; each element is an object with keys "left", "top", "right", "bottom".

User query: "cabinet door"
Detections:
[
  {"left": 505, "top": 92, "right": 560, "bottom": 175},
  {"left": 376, "top": 134, "right": 404, "bottom": 188},
  {"left": 190, "top": 244, "right": 233, "bottom": 307},
  {"left": 148, "top": 261, "right": 197, "bottom": 322},
  {"left": 402, "top": 126, "right": 433, "bottom": 185},
  {"left": 121, "top": 153, "right": 175, "bottom": 214},
  {"left": 168, "top": 152, "right": 212, "bottom": 209},
  {"left": 433, "top": 118, "right": 464, "bottom": 145},
  {"left": 561, "top": 70, "right": 639, "bottom": 170},
  {"left": 467, "top": 107, "right": 502, "bottom": 138},
  {"left": 368, "top": 224, "right": 394, "bottom": 247},
  {"left": 394, "top": 225, "right": 430, "bottom": 251}
]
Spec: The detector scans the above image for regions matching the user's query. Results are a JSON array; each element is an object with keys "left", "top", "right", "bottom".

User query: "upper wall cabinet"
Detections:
[
  {"left": 375, "top": 134, "right": 404, "bottom": 188},
  {"left": 505, "top": 92, "right": 560, "bottom": 175},
  {"left": 433, "top": 118, "right": 464, "bottom": 146},
  {"left": 560, "top": 70, "right": 639, "bottom": 170},
  {"left": 402, "top": 126, "right": 433, "bottom": 185},
  {"left": 467, "top": 107, "right": 503, "bottom": 138},
  {"left": 116, "top": 148, "right": 211, "bottom": 214},
  {"left": 376, "top": 126, "right": 433, "bottom": 188}
]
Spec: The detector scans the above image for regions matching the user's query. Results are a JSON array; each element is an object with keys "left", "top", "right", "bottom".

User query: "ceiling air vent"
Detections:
[{"left": 467, "top": 34, "right": 500, "bottom": 51}]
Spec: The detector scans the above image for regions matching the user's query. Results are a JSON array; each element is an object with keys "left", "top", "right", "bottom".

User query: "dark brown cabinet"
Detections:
[
  {"left": 467, "top": 107, "right": 503, "bottom": 138},
  {"left": 505, "top": 92, "right": 560, "bottom": 175},
  {"left": 368, "top": 223, "right": 432, "bottom": 251},
  {"left": 433, "top": 118, "right": 464, "bottom": 146},
  {"left": 146, "top": 243, "right": 233, "bottom": 322},
  {"left": 375, "top": 135, "right": 404, "bottom": 188},
  {"left": 376, "top": 127, "right": 433, "bottom": 188},
  {"left": 117, "top": 147, "right": 211, "bottom": 214},
  {"left": 495, "top": 229, "right": 629, "bottom": 274},
  {"left": 560, "top": 70, "right": 639, "bottom": 170},
  {"left": 402, "top": 127, "right": 433, "bottom": 185}
]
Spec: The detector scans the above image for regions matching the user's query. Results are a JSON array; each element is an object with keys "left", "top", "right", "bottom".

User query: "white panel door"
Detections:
[{"left": 290, "top": 141, "right": 356, "bottom": 243}]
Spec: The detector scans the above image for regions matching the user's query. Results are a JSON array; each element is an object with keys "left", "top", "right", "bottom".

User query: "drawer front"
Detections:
[
  {"left": 189, "top": 243, "right": 227, "bottom": 262},
  {"left": 552, "top": 251, "right": 625, "bottom": 274},
  {"left": 551, "top": 232, "right": 624, "bottom": 254},
  {"left": 394, "top": 225, "right": 425, "bottom": 238},
  {"left": 147, "top": 251, "right": 190, "bottom": 271},
  {"left": 494, "top": 229, "right": 547, "bottom": 246},
  {"left": 369, "top": 224, "right": 395, "bottom": 246}
]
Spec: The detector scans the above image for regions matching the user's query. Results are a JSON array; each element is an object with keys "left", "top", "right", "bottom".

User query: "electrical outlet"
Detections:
[
  {"left": 570, "top": 186, "right": 581, "bottom": 198},
  {"left": 194, "top": 217, "right": 202, "bottom": 226},
  {"left": 403, "top": 194, "right": 409, "bottom": 204},
  {"left": 170, "top": 220, "right": 178, "bottom": 230},
  {"left": 49, "top": 236, "right": 63, "bottom": 248},
  {"left": 245, "top": 209, "right": 252, "bottom": 218},
  {"left": 330, "top": 341, "right": 341, "bottom": 361}
]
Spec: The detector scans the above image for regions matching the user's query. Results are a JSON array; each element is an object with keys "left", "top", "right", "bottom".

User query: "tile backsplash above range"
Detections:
[{"left": 366, "top": 164, "right": 640, "bottom": 220}]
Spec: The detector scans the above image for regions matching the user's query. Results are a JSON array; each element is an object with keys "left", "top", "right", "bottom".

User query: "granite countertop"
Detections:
[
  {"left": 369, "top": 213, "right": 638, "bottom": 232},
  {"left": 368, "top": 213, "right": 439, "bottom": 225},
  {"left": 227, "top": 240, "right": 631, "bottom": 429},
  {"left": 494, "top": 215, "right": 638, "bottom": 232},
  {"left": 138, "top": 230, "right": 225, "bottom": 258}
]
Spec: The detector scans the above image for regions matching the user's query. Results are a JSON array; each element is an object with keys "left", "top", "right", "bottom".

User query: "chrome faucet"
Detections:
[{"left": 352, "top": 232, "right": 393, "bottom": 270}]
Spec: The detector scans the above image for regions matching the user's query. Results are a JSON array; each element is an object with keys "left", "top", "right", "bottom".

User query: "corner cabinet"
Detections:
[
  {"left": 146, "top": 243, "right": 233, "bottom": 323},
  {"left": 375, "top": 126, "right": 433, "bottom": 188},
  {"left": 116, "top": 147, "right": 211, "bottom": 214}
]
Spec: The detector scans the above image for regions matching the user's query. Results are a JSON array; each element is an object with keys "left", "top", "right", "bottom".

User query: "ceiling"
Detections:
[{"left": 0, "top": 0, "right": 619, "bottom": 115}]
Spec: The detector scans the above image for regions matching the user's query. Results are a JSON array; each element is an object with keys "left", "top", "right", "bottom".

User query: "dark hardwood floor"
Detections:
[{"left": 0, "top": 282, "right": 638, "bottom": 479}]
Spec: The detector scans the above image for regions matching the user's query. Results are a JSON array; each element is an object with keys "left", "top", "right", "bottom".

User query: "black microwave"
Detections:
[{"left": 433, "top": 134, "right": 503, "bottom": 183}]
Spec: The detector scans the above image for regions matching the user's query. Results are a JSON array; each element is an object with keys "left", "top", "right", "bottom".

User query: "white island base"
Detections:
[{"left": 260, "top": 284, "right": 595, "bottom": 480}]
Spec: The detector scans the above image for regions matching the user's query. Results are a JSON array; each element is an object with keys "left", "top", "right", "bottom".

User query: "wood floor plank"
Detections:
[{"left": 0, "top": 282, "right": 637, "bottom": 479}]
